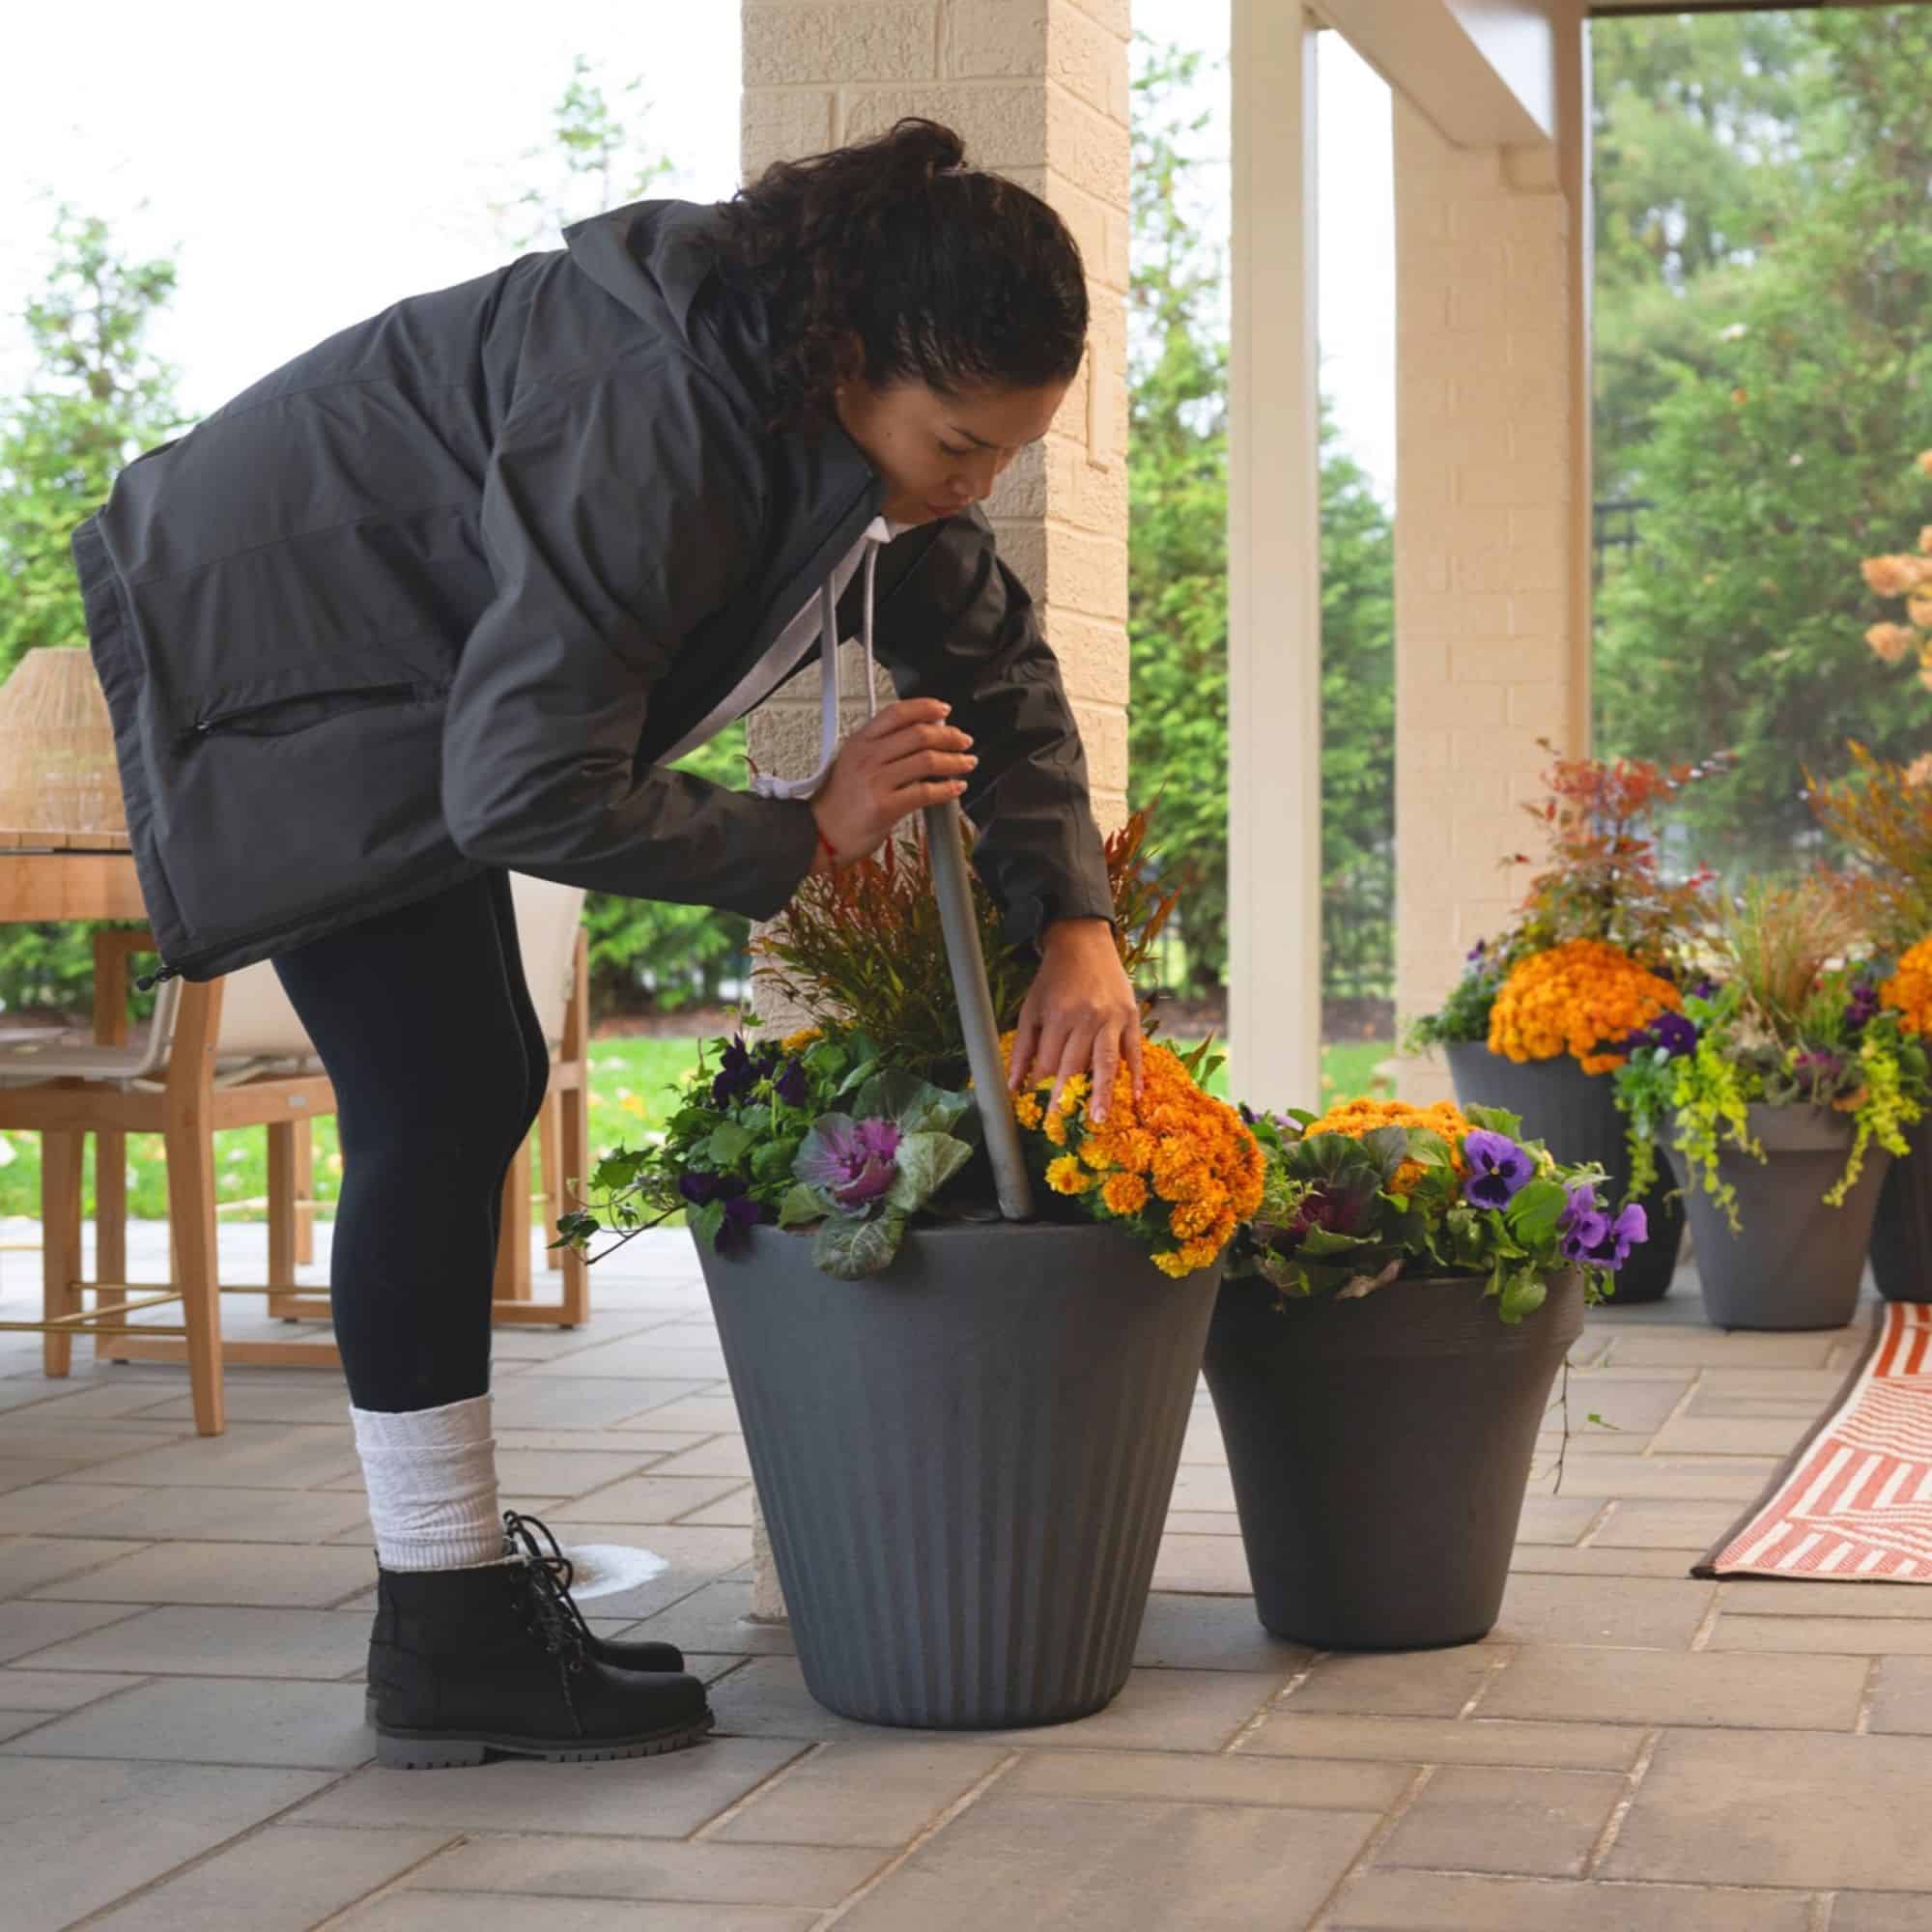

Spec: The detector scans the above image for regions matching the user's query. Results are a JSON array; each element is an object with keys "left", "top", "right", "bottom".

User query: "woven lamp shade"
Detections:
[{"left": 0, "top": 647, "right": 128, "bottom": 839}]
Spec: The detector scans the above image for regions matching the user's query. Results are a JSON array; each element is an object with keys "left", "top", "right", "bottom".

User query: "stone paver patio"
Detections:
[{"left": 2, "top": 1222, "right": 1929, "bottom": 1928}]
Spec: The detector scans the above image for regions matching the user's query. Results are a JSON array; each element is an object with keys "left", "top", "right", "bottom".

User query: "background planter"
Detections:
[
  {"left": 1203, "top": 1268, "right": 1584, "bottom": 1649},
  {"left": 1663, "top": 1104, "right": 1888, "bottom": 1330},
  {"left": 1444, "top": 1041, "right": 1683, "bottom": 1303},
  {"left": 1870, "top": 1122, "right": 1932, "bottom": 1303},
  {"left": 699, "top": 1220, "right": 1220, "bottom": 1729}
]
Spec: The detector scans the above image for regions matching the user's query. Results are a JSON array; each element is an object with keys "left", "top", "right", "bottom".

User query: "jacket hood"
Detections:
[{"left": 561, "top": 198, "right": 775, "bottom": 417}]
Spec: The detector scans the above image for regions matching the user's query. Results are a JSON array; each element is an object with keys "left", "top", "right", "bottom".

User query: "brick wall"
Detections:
[{"left": 1392, "top": 102, "right": 1578, "bottom": 1101}]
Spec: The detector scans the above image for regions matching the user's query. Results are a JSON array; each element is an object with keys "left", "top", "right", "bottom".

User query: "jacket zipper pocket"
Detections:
[{"left": 187, "top": 681, "right": 425, "bottom": 742}]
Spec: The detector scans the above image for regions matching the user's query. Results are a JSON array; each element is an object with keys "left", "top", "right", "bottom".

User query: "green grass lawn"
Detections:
[{"left": 0, "top": 1035, "right": 1394, "bottom": 1225}]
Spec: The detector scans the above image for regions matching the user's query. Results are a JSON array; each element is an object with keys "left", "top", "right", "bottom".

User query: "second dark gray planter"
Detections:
[
  {"left": 697, "top": 1221, "right": 1220, "bottom": 1729},
  {"left": 1663, "top": 1104, "right": 1889, "bottom": 1330},
  {"left": 1203, "top": 1268, "right": 1585, "bottom": 1649},
  {"left": 1444, "top": 1041, "right": 1683, "bottom": 1302},
  {"left": 1870, "top": 1122, "right": 1932, "bottom": 1302}
]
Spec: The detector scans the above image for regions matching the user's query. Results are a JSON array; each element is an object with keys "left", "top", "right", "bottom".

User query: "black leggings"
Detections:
[{"left": 271, "top": 871, "right": 547, "bottom": 1412}]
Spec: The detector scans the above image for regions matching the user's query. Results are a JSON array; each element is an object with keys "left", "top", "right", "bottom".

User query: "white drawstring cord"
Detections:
[{"left": 749, "top": 517, "right": 890, "bottom": 803}]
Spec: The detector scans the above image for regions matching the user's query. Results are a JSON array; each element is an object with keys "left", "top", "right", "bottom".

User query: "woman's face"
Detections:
[{"left": 835, "top": 375, "right": 1070, "bottom": 527}]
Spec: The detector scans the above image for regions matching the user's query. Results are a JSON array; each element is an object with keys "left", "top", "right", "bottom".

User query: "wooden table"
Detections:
[{"left": 0, "top": 830, "right": 145, "bottom": 923}]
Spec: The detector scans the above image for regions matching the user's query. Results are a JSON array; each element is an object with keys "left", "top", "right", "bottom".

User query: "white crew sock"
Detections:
[{"left": 350, "top": 1393, "right": 505, "bottom": 1571}]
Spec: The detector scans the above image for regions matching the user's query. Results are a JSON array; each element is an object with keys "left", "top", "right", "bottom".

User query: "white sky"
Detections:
[{"left": 0, "top": 0, "right": 1394, "bottom": 499}]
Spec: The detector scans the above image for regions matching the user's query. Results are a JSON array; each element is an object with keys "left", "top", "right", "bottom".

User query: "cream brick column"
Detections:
[
  {"left": 737, "top": 0, "right": 1131, "bottom": 1618},
  {"left": 1390, "top": 99, "right": 1585, "bottom": 1103}
]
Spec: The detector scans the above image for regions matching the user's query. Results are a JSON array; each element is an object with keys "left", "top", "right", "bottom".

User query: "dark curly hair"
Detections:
[{"left": 717, "top": 118, "right": 1089, "bottom": 432}]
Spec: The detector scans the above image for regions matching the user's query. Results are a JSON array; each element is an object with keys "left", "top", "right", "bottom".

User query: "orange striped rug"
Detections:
[{"left": 1696, "top": 1302, "right": 1932, "bottom": 1581}]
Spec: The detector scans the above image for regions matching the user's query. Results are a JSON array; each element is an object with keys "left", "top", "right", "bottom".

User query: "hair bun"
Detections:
[{"left": 876, "top": 117, "right": 968, "bottom": 184}]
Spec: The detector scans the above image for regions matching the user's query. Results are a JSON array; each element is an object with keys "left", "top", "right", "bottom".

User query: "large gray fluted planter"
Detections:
[
  {"left": 1870, "top": 1122, "right": 1932, "bottom": 1302},
  {"left": 1663, "top": 1104, "right": 1889, "bottom": 1330},
  {"left": 697, "top": 1221, "right": 1220, "bottom": 1728},
  {"left": 1203, "top": 1268, "right": 1584, "bottom": 1649},
  {"left": 1444, "top": 1041, "right": 1683, "bottom": 1303}
]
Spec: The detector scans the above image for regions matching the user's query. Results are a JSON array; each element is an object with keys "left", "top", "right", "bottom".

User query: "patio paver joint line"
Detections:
[
  {"left": 1582, "top": 1724, "right": 1662, "bottom": 1878},
  {"left": 1307, "top": 1761, "right": 1435, "bottom": 1931}
]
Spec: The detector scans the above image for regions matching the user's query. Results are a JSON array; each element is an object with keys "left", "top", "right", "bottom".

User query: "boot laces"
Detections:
[{"left": 503, "top": 1510, "right": 592, "bottom": 1668}]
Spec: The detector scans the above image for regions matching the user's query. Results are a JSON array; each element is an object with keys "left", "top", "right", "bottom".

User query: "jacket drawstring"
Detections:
[{"left": 748, "top": 516, "right": 891, "bottom": 804}]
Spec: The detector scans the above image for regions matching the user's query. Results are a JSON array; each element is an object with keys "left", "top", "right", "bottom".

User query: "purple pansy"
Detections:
[
  {"left": 775, "top": 1057, "right": 810, "bottom": 1109},
  {"left": 1463, "top": 1129, "right": 1534, "bottom": 1208},
  {"left": 1619, "top": 1009, "right": 1698, "bottom": 1061},
  {"left": 710, "top": 1034, "right": 779, "bottom": 1108},
  {"left": 1846, "top": 974, "right": 1882, "bottom": 1033},
  {"left": 797, "top": 1116, "right": 903, "bottom": 1210},
  {"left": 1559, "top": 1180, "right": 1646, "bottom": 1270},
  {"left": 678, "top": 1171, "right": 767, "bottom": 1252}
]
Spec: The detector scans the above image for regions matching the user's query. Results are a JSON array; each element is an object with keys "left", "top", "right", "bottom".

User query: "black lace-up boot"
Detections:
[
  {"left": 366, "top": 1543, "right": 712, "bottom": 1769},
  {"left": 364, "top": 1511, "right": 687, "bottom": 1727}
]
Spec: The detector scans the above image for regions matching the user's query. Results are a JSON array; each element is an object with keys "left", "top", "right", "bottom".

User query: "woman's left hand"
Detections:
[{"left": 1009, "top": 918, "right": 1143, "bottom": 1125}]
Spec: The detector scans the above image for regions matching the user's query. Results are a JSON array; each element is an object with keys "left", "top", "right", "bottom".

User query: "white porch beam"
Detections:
[
  {"left": 1227, "top": 0, "right": 1322, "bottom": 1111},
  {"left": 1320, "top": 0, "right": 1557, "bottom": 148}
]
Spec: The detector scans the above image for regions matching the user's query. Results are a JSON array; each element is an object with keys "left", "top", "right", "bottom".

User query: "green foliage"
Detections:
[
  {"left": 1226, "top": 1107, "right": 1620, "bottom": 1324},
  {"left": 1614, "top": 960, "right": 1929, "bottom": 1232},
  {"left": 1127, "top": 41, "right": 1394, "bottom": 1002},
  {"left": 1591, "top": 11, "right": 1819, "bottom": 497},
  {"left": 0, "top": 206, "right": 188, "bottom": 1018},
  {"left": 1595, "top": 8, "right": 1932, "bottom": 876},
  {"left": 582, "top": 725, "right": 752, "bottom": 1013},
  {"left": 557, "top": 1026, "right": 980, "bottom": 1281},
  {"left": 1406, "top": 949, "right": 1505, "bottom": 1052},
  {"left": 487, "top": 53, "right": 676, "bottom": 251},
  {"left": 0, "top": 206, "right": 188, "bottom": 686}
]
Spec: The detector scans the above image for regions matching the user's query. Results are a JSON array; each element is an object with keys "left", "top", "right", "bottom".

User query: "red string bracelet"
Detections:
[{"left": 817, "top": 826, "right": 837, "bottom": 864}]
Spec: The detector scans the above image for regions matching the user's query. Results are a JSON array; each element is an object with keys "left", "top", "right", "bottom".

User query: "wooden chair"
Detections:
[
  {"left": 0, "top": 952, "right": 339, "bottom": 1435},
  {"left": 0, "top": 881, "right": 593, "bottom": 1436}
]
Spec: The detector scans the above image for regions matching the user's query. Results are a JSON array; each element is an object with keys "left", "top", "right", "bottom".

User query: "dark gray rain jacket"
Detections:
[{"left": 71, "top": 199, "right": 1111, "bottom": 981}]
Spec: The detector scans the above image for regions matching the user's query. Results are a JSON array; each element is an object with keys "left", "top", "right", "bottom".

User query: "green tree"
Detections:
[
  {"left": 490, "top": 53, "right": 677, "bottom": 251},
  {"left": 1127, "top": 42, "right": 1394, "bottom": 1005},
  {"left": 1595, "top": 7, "right": 1932, "bottom": 876},
  {"left": 1590, "top": 12, "right": 1818, "bottom": 497},
  {"left": 0, "top": 207, "right": 186, "bottom": 1015},
  {"left": 0, "top": 205, "right": 186, "bottom": 684}
]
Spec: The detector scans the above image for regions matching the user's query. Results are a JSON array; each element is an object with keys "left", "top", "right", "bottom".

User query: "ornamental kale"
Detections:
[{"left": 556, "top": 1026, "right": 978, "bottom": 1277}]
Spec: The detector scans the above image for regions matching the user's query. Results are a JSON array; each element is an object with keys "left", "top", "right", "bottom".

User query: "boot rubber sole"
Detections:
[{"left": 374, "top": 1705, "right": 715, "bottom": 1770}]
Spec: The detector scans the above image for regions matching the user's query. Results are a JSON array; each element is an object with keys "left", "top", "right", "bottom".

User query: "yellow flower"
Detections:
[
  {"left": 1919, "top": 526, "right": 1932, "bottom": 557},
  {"left": 1882, "top": 936, "right": 1932, "bottom": 1038},
  {"left": 1910, "top": 596, "right": 1932, "bottom": 632},
  {"left": 1043, "top": 1109, "right": 1067, "bottom": 1147},
  {"left": 1919, "top": 450, "right": 1932, "bottom": 477},
  {"left": 1906, "top": 753, "right": 1932, "bottom": 789},
  {"left": 1046, "top": 1155, "right": 1094, "bottom": 1196},
  {"left": 1102, "top": 1172, "right": 1150, "bottom": 1216},
  {"left": 781, "top": 1027, "right": 822, "bottom": 1054},
  {"left": 1486, "top": 938, "right": 1681, "bottom": 1074},
  {"left": 1011, "top": 1093, "right": 1043, "bottom": 1130}
]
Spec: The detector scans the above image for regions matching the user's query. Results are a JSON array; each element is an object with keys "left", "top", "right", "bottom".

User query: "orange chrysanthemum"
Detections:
[
  {"left": 999, "top": 1033, "right": 1264, "bottom": 1277},
  {"left": 1486, "top": 938, "right": 1681, "bottom": 1074},
  {"left": 1883, "top": 936, "right": 1932, "bottom": 1038}
]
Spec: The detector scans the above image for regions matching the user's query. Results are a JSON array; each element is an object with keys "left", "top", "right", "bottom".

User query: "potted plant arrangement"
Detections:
[
  {"left": 1204, "top": 1095, "right": 1641, "bottom": 1649},
  {"left": 562, "top": 810, "right": 1263, "bottom": 1729},
  {"left": 1408, "top": 744, "right": 1712, "bottom": 1302},
  {"left": 1808, "top": 744, "right": 1932, "bottom": 1300},
  {"left": 1613, "top": 875, "right": 1927, "bottom": 1330}
]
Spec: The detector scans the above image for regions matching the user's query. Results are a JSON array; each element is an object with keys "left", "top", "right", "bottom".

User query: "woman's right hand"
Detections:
[{"left": 810, "top": 697, "right": 977, "bottom": 871}]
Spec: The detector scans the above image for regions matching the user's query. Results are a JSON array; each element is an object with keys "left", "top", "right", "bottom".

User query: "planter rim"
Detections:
[
  {"left": 1445, "top": 1040, "right": 1605, "bottom": 1076},
  {"left": 1666, "top": 1100, "right": 1861, "bottom": 1157},
  {"left": 1219, "top": 1264, "right": 1581, "bottom": 1306}
]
